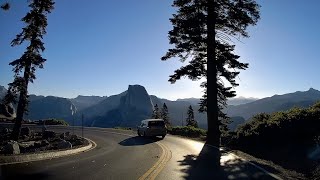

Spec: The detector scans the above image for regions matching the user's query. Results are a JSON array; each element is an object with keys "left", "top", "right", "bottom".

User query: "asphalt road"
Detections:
[{"left": 0, "top": 126, "right": 280, "bottom": 180}]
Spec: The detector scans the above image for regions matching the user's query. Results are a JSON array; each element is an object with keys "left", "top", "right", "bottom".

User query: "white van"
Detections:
[{"left": 137, "top": 119, "right": 167, "bottom": 139}]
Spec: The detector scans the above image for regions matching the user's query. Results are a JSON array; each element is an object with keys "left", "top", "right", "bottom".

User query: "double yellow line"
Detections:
[{"left": 138, "top": 142, "right": 172, "bottom": 180}]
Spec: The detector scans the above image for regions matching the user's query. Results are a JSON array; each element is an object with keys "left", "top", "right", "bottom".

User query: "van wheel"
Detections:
[
  {"left": 138, "top": 130, "right": 141, "bottom": 136},
  {"left": 161, "top": 135, "right": 166, "bottom": 139}
]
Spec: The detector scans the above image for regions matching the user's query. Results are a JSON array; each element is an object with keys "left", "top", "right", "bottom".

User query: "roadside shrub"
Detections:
[
  {"left": 169, "top": 126, "right": 207, "bottom": 138},
  {"left": 230, "top": 102, "right": 320, "bottom": 175},
  {"left": 41, "top": 119, "right": 69, "bottom": 126}
]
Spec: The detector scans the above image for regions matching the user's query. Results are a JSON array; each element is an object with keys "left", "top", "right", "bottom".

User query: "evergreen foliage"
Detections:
[
  {"left": 231, "top": 102, "right": 320, "bottom": 174},
  {"left": 151, "top": 104, "right": 161, "bottom": 119},
  {"left": 162, "top": 0, "right": 260, "bottom": 145},
  {"left": 4, "top": 0, "right": 54, "bottom": 140},
  {"left": 161, "top": 103, "right": 170, "bottom": 126},
  {"left": 169, "top": 126, "right": 207, "bottom": 138},
  {"left": 186, "top": 105, "right": 198, "bottom": 128}
]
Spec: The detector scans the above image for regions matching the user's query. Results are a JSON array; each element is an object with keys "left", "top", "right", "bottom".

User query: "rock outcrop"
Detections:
[
  {"left": 91, "top": 85, "right": 154, "bottom": 127},
  {"left": 57, "top": 140, "right": 72, "bottom": 149},
  {"left": 4, "top": 140, "right": 20, "bottom": 154}
]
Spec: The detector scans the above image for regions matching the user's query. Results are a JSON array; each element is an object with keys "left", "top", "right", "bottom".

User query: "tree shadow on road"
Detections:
[
  {"left": 118, "top": 136, "right": 162, "bottom": 146},
  {"left": 178, "top": 143, "right": 277, "bottom": 180}
]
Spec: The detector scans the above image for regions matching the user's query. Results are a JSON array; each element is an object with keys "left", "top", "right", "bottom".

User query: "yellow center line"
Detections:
[
  {"left": 148, "top": 142, "right": 172, "bottom": 180},
  {"left": 138, "top": 142, "right": 172, "bottom": 180}
]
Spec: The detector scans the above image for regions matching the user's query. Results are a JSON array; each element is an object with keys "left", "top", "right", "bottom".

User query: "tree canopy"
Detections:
[
  {"left": 162, "top": 0, "right": 260, "bottom": 145},
  {"left": 186, "top": 105, "right": 198, "bottom": 128},
  {"left": 161, "top": 103, "right": 170, "bottom": 126},
  {"left": 4, "top": 0, "right": 54, "bottom": 140},
  {"left": 151, "top": 104, "right": 161, "bottom": 119}
]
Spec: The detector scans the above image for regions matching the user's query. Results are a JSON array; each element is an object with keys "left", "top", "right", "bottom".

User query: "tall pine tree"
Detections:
[
  {"left": 162, "top": 0, "right": 260, "bottom": 146},
  {"left": 186, "top": 105, "right": 198, "bottom": 128},
  {"left": 161, "top": 103, "right": 170, "bottom": 126},
  {"left": 4, "top": 0, "right": 55, "bottom": 140},
  {"left": 151, "top": 104, "right": 161, "bottom": 119}
]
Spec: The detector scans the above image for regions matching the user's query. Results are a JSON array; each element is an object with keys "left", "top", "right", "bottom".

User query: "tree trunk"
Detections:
[
  {"left": 206, "top": 0, "right": 220, "bottom": 146},
  {"left": 11, "top": 63, "right": 31, "bottom": 140}
]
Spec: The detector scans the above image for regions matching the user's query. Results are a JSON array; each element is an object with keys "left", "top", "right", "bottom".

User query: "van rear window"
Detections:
[{"left": 148, "top": 121, "right": 165, "bottom": 127}]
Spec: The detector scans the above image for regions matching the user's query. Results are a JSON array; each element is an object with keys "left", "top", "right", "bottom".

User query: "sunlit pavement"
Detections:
[{"left": 156, "top": 135, "right": 279, "bottom": 180}]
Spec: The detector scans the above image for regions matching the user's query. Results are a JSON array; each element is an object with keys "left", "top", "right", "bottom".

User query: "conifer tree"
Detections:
[
  {"left": 151, "top": 104, "right": 161, "bottom": 119},
  {"left": 162, "top": 0, "right": 260, "bottom": 146},
  {"left": 186, "top": 105, "right": 198, "bottom": 128},
  {"left": 161, "top": 103, "right": 170, "bottom": 126},
  {"left": 4, "top": 0, "right": 55, "bottom": 140}
]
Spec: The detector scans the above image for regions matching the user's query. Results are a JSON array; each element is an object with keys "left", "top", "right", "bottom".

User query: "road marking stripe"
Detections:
[
  {"left": 205, "top": 144, "right": 283, "bottom": 180},
  {"left": 148, "top": 142, "right": 172, "bottom": 180},
  {"left": 138, "top": 142, "right": 171, "bottom": 180},
  {"left": 138, "top": 142, "right": 165, "bottom": 180}
]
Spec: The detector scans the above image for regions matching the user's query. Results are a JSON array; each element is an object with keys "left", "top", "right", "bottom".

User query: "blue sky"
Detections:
[{"left": 1, "top": 1, "right": 320, "bottom": 100}]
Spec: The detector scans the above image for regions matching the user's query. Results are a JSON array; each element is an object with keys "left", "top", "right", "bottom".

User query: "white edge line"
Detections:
[{"left": 205, "top": 144, "right": 283, "bottom": 180}]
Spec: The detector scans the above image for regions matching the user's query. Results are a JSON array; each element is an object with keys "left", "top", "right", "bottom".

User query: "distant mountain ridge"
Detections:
[
  {"left": 77, "top": 85, "right": 208, "bottom": 128},
  {"left": 89, "top": 85, "right": 154, "bottom": 127},
  {"left": 227, "top": 96, "right": 259, "bottom": 106},
  {"left": 177, "top": 96, "right": 259, "bottom": 106},
  {"left": 1, "top": 84, "right": 320, "bottom": 131},
  {"left": 70, "top": 95, "right": 107, "bottom": 111},
  {"left": 225, "top": 88, "right": 320, "bottom": 120},
  {"left": 25, "top": 96, "right": 76, "bottom": 122}
]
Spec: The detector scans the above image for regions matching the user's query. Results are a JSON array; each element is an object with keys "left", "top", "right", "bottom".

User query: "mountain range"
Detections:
[
  {"left": 1, "top": 85, "right": 320, "bottom": 131},
  {"left": 225, "top": 88, "right": 320, "bottom": 120}
]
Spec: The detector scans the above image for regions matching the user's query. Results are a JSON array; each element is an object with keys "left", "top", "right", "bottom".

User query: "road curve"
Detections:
[
  {"left": 0, "top": 126, "right": 160, "bottom": 180},
  {"left": 0, "top": 126, "right": 280, "bottom": 180}
]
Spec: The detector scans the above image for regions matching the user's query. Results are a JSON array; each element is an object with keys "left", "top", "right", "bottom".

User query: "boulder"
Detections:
[
  {"left": 43, "top": 130, "right": 56, "bottom": 139},
  {"left": 42, "top": 125, "right": 47, "bottom": 134},
  {"left": 70, "top": 134, "right": 79, "bottom": 141},
  {"left": 59, "top": 133, "right": 65, "bottom": 140},
  {"left": 4, "top": 140, "right": 20, "bottom": 154},
  {"left": 73, "top": 138, "right": 84, "bottom": 146},
  {"left": 34, "top": 141, "right": 42, "bottom": 148},
  {"left": 64, "top": 132, "right": 71, "bottom": 141},
  {"left": 18, "top": 141, "right": 35, "bottom": 149},
  {"left": 57, "top": 140, "right": 72, "bottom": 149},
  {"left": 21, "top": 135, "right": 29, "bottom": 141},
  {"left": 20, "top": 127, "right": 31, "bottom": 136},
  {"left": 41, "top": 140, "right": 50, "bottom": 146},
  {"left": 2, "top": 128, "right": 9, "bottom": 134}
]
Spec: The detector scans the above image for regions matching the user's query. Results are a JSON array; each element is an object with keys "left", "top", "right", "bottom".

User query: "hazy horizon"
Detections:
[{"left": 2, "top": 83, "right": 317, "bottom": 101}]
